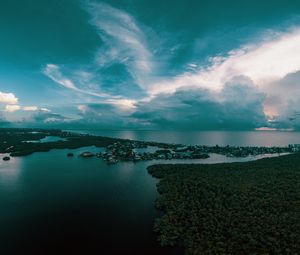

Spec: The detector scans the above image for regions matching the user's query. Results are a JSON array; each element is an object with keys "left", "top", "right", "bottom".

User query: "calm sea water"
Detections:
[
  {"left": 72, "top": 130, "right": 300, "bottom": 147},
  {"left": 0, "top": 131, "right": 298, "bottom": 254}
]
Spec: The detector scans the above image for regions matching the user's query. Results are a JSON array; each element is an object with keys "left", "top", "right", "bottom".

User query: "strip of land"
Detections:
[
  {"left": 1, "top": 128, "right": 298, "bottom": 163},
  {"left": 148, "top": 153, "right": 300, "bottom": 254}
]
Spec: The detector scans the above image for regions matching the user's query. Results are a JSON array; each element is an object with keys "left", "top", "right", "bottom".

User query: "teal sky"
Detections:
[{"left": 1, "top": 0, "right": 300, "bottom": 130}]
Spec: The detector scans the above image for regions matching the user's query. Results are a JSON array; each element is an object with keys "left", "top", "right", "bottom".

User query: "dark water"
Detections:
[
  {"left": 0, "top": 131, "right": 298, "bottom": 255},
  {"left": 0, "top": 147, "right": 183, "bottom": 255},
  {"left": 74, "top": 130, "right": 300, "bottom": 146}
]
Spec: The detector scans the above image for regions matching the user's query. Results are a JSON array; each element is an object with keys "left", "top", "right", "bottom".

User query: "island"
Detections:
[{"left": 148, "top": 153, "right": 300, "bottom": 254}]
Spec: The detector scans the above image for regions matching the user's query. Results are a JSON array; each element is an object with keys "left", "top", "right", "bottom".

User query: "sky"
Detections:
[{"left": 1, "top": 0, "right": 300, "bottom": 130}]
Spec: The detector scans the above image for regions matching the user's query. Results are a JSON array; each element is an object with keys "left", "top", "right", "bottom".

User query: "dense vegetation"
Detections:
[{"left": 148, "top": 153, "right": 300, "bottom": 254}]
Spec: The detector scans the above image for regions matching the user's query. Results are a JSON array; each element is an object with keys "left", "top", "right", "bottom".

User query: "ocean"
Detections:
[{"left": 71, "top": 130, "right": 300, "bottom": 147}]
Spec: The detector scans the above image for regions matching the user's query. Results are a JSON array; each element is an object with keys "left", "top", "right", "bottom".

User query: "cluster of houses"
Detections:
[
  {"left": 78, "top": 141, "right": 210, "bottom": 164},
  {"left": 199, "top": 144, "right": 294, "bottom": 157}
]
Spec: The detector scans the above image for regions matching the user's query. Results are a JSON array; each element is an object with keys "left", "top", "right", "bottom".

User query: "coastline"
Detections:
[{"left": 1, "top": 128, "right": 297, "bottom": 162}]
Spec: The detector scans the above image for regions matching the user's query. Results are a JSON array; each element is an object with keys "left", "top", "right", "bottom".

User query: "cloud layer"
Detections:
[{"left": 3, "top": 1, "right": 300, "bottom": 131}]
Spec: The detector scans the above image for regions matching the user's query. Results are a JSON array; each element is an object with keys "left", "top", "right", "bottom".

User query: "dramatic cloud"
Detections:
[
  {"left": 149, "top": 29, "right": 300, "bottom": 96},
  {"left": 132, "top": 76, "right": 266, "bottom": 130},
  {"left": 266, "top": 71, "right": 300, "bottom": 130},
  {"left": 36, "top": 2, "right": 300, "bottom": 130},
  {"left": 0, "top": 92, "right": 18, "bottom": 104},
  {"left": 72, "top": 76, "right": 266, "bottom": 130}
]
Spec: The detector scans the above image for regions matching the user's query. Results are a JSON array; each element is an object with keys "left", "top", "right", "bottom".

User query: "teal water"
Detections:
[
  {"left": 26, "top": 136, "right": 67, "bottom": 143},
  {"left": 0, "top": 131, "right": 297, "bottom": 254}
]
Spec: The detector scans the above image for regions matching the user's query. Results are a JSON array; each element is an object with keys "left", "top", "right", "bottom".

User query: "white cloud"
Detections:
[
  {"left": 3, "top": 104, "right": 49, "bottom": 113},
  {"left": 0, "top": 92, "right": 18, "bottom": 104},
  {"left": 44, "top": 117, "right": 63, "bottom": 123},
  {"left": 22, "top": 106, "right": 38, "bottom": 111},
  {"left": 41, "top": 108, "right": 51, "bottom": 112},
  {"left": 148, "top": 28, "right": 300, "bottom": 96},
  {"left": 44, "top": 64, "right": 78, "bottom": 91},
  {"left": 5, "top": 104, "right": 21, "bottom": 112},
  {"left": 106, "top": 98, "right": 137, "bottom": 112},
  {"left": 43, "top": 64, "right": 114, "bottom": 98},
  {"left": 44, "top": 64, "right": 137, "bottom": 111}
]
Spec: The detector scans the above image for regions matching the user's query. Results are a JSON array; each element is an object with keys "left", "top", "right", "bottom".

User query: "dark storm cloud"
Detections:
[
  {"left": 31, "top": 111, "right": 70, "bottom": 123},
  {"left": 76, "top": 103, "right": 129, "bottom": 129},
  {"left": 71, "top": 76, "right": 266, "bottom": 130},
  {"left": 131, "top": 76, "right": 267, "bottom": 130},
  {"left": 263, "top": 71, "right": 300, "bottom": 130}
]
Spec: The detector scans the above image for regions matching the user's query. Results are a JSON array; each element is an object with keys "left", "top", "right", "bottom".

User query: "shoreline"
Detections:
[{"left": 1, "top": 128, "right": 298, "bottom": 163}]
